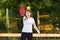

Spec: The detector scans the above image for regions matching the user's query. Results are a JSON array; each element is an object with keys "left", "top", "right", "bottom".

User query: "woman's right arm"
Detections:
[{"left": 23, "top": 16, "right": 26, "bottom": 20}]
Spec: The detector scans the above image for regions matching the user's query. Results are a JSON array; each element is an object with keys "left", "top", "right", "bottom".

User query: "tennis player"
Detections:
[{"left": 20, "top": 10, "right": 40, "bottom": 40}]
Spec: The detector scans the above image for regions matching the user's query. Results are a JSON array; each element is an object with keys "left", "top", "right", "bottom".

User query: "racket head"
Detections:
[{"left": 19, "top": 5, "right": 26, "bottom": 16}]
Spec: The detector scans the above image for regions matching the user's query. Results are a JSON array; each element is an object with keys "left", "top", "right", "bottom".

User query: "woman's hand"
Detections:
[{"left": 37, "top": 30, "right": 40, "bottom": 37}]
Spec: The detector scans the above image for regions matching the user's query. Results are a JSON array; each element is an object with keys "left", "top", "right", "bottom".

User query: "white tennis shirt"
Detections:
[{"left": 22, "top": 17, "right": 35, "bottom": 33}]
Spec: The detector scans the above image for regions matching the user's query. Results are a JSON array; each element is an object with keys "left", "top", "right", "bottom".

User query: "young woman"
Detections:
[{"left": 20, "top": 10, "right": 40, "bottom": 40}]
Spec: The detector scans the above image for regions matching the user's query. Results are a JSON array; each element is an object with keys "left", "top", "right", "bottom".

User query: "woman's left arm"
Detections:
[{"left": 33, "top": 23, "right": 40, "bottom": 35}]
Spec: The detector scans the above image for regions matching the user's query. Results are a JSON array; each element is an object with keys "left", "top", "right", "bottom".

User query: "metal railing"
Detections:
[{"left": 0, "top": 33, "right": 60, "bottom": 37}]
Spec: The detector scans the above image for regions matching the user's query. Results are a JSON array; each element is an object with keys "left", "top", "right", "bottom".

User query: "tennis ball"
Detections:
[{"left": 27, "top": 6, "right": 31, "bottom": 10}]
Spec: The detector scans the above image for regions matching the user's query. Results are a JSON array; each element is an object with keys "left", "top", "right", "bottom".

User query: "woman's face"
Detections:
[{"left": 26, "top": 11, "right": 31, "bottom": 17}]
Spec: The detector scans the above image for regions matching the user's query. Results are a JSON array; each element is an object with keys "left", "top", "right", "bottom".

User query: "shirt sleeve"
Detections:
[
  {"left": 23, "top": 16, "right": 26, "bottom": 24},
  {"left": 32, "top": 18, "right": 35, "bottom": 24}
]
